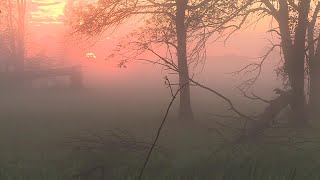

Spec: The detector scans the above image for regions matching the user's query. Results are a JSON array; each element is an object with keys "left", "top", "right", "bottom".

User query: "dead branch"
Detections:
[
  {"left": 238, "top": 87, "right": 271, "bottom": 104},
  {"left": 137, "top": 79, "right": 189, "bottom": 180},
  {"left": 231, "top": 43, "right": 280, "bottom": 90},
  {"left": 189, "top": 77, "right": 254, "bottom": 123},
  {"left": 237, "top": 89, "right": 292, "bottom": 143}
]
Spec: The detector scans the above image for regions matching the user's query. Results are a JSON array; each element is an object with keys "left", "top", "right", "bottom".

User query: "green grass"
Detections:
[{"left": 0, "top": 90, "right": 320, "bottom": 179}]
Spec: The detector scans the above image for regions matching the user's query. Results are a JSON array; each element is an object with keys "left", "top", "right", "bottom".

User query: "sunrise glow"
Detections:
[
  {"left": 3, "top": 1, "right": 320, "bottom": 178},
  {"left": 29, "top": 0, "right": 66, "bottom": 25},
  {"left": 86, "top": 52, "right": 97, "bottom": 59}
]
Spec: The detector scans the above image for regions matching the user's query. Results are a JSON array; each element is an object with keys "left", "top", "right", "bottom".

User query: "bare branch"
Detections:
[
  {"left": 189, "top": 78, "right": 254, "bottom": 122},
  {"left": 137, "top": 79, "right": 190, "bottom": 180},
  {"left": 261, "top": 0, "right": 279, "bottom": 20},
  {"left": 287, "top": 0, "right": 298, "bottom": 11},
  {"left": 238, "top": 87, "right": 271, "bottom": 104},
  {"left": 231, "top": 44, "right": 280, "bottom": 90}
]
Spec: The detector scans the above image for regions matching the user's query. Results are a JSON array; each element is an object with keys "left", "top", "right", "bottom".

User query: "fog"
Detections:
[{"left": 1, "top": 0, "right": 319, "bottom": 179}]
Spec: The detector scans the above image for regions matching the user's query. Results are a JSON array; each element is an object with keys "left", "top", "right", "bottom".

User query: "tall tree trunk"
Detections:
[
  {"left": 277, "top": 0, "right": 309, "bottom": 126},
  {"left": 309, "top": 57, "right": 320, "bottom": 119},
  {"left": 16, "top": 0, "right": 26, "bottom": 72},
  {"left": 14, "top": 0, "right": 26, "bottom": 88},
  {"left": 7, "top": 0, "right": 16, "bottom": 55},
  {"left": 309, "top": 31, "right": 320, "bottom": 119},
  {"left": 289, "top": 0, "right": 310, "bottom": 126},
  {"left": 175, "top": 0, "right": 193, "bottom": 121}
]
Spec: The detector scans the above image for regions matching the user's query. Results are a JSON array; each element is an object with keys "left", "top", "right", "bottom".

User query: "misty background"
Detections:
[{"left": 2, "top": 0, "right": 318, "bottom": 179}]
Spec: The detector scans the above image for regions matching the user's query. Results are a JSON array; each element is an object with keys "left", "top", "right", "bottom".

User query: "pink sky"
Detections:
[
  {"left": 26, "top": 0, "right": 275, "bottom": 60},
  {"left": 23, "top": 0, "right": 283, "bottom": 98}
]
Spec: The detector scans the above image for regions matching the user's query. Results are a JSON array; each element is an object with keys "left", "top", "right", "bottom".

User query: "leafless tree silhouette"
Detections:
[
  {"left": 66, "top": 0, "right": 256, "bottom": 121},
  {"left": 231, "top": 0, "right": 320, "bottom": 125}
]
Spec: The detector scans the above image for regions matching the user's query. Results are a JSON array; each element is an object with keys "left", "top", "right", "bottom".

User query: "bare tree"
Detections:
[
  {"left": 306, "top": 1, "right": 320, "bottom": 120},
  {"left": 16, "top": 0, "right": 26, "bottom": 73},
  {"left": 0, "top": 0, "right": 26, "bottom": 74},
  {"left": 0, "top": 0, "right": 16, "bottom": 62},
  {"left": 65, "top": 0, "right": 250, "bottom": 121},
  {"left": 234, "top": 0, "right": 320, "bottom": 126}
]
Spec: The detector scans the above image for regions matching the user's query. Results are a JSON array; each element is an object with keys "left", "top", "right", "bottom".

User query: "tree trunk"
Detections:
[
  {"left": 13, "top": 0, "right": 26, "bottom": 88},
  {"left": 289, "top": 0, "right": 310, "bottom": 126},
  {"left": 289, "top": 57, "right": 307, "bottom": 126},
  {"left": 277, "top": 0, "right": 309, "bottom": 126},
  {"left": 16, "top": 0, "right": 26, "bottom": 73},
  {"left": 309, "top": 59, "right": 320, "bottom": 119},
  {"left": 8, "top": 0, "right": 16, "bottom": 55},
  {"left": 309, "top": 30, "right": 320, "bottom": 120},
  {"left": 237, "top": 90, "right": 291, "bottom": 143},
  {"left": 175, "top": 0, "right": 193, "bottom": 121}
]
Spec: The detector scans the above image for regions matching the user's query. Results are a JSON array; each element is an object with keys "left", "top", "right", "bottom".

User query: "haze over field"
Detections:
[
  {"left": 23, "top": 0, "right": 282, "bottom": 97},
  {"left": 1, "top": 0, "right": 319, "bottom": 179}
]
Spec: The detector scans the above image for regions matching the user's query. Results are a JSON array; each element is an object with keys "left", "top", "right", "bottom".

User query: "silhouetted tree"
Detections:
[
  {"left": 66, "top": 0, "right": 251, "bottom": 121},
  {"left": 306, "top": 2, "right": 320, "bottom": 120},
  {"left": 16, "top": 0, "right": 26, "bottom": 73},
  {"left": 236, "top": 0, "right": 320, "bottom": 126},
  {"left": 0, "top": 0, "right": 16, "bottom": 59},
  {"left": 0, "top": 0, "right": 26, "bottom": 74}
]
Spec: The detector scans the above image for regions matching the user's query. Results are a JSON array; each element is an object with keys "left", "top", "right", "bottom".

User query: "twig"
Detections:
[
  {"left": 208, "top": 112, "right": 242, "bottom": 120},
  {"left": 238, "top": 87, "right": 271, "bottom": 104},
  {"left": 189, "top": 78, "right": 254, "bottom": 122},
  {"left": 230, "top": 44, "right": 280, "bottom": 90},
  {"left": 137, "top": 80, "right": 189, "bottom": 180},
  {"left": 291, "top": 168, "right": 296, "bottom": 180}
]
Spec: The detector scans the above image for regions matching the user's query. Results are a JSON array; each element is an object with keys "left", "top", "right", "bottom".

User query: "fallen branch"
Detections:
[{"left": 237, "top": 89, "right": 292, "bottom": 143}]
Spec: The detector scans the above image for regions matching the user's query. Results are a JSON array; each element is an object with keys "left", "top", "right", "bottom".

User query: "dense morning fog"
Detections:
[{"left": 0, "top": 0, "right": 320, "bottom": 179}]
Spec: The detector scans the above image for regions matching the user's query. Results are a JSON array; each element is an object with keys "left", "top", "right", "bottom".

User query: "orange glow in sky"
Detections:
[
  {"left": 22, "top": 0, "right": 281, "bottom": 91},
  {"left": 86, "top": 52, "right": 97, "bottom": 59},
  {"left": 26, "top": 0, "right": 273, "bottom": 65},
  {"left": 29, "top": 0, "right": 66, "bottom": 25},
  {"left": 27, "top": 0, "right": 92, "bottom": 64}
]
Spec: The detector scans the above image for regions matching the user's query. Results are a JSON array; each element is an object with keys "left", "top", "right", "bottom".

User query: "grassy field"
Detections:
[{"left": 0, "top": 89, "right": 320, "bottom": 179}]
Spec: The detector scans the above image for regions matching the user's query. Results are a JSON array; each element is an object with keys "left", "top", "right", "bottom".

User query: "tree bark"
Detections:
[
  {"left": 289, "top": 0, "right": 310, "bottom": 126},
  {"left": 175, "top": 0, "right": 194, "bottom": 121},
  {"left": 277, "top": 0, "right": 310, "bottom": 126},
  {"left": 309, "top": 31, "right": 320, "bottom": 120},
  {"left": 309, "top": 59, "right": 320, "bottom": 119}
]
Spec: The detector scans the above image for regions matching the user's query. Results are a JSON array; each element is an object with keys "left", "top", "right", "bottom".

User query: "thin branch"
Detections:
[
  {"left": 238, "top": 87, "right": 271, "bottom": 104},
  {"left": 189, "top": 78, "right": 254, "bottom": 122},
  {"left": 137, "top": 80, "right": 189, "bottom": 180},
  {"left": 287, "top": 0, "right": 298, "bottom": 11},
  {"left": 231, "top": 44, "right": 280, "bottom": 90}
]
